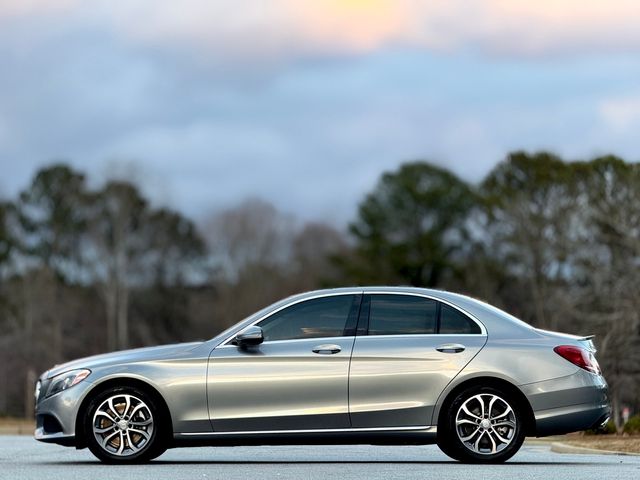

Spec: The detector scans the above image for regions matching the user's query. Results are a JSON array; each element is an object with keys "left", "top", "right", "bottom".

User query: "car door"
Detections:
[
  {"left": 348, "top": 293, "right": 487, "bottom": 428},
  {"left": 208, "top": 293, "right": 361, "bottom": 432}
]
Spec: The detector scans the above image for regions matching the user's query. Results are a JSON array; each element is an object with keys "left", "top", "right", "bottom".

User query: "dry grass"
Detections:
[
  {"left": 562, "top": 435, "right": 640, "bottom": 454},
  {"left": 0, "top": 418, "right": 35, "bottom": 435}
]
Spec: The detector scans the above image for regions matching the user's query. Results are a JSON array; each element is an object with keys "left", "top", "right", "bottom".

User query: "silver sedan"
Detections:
[{"left": 34, "top": 287, "right": 610, "bottom": 463}]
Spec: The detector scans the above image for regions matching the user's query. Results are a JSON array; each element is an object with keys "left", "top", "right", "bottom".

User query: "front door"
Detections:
[{"left": 208, "top": 293, "right": 361, "bottom": 432}]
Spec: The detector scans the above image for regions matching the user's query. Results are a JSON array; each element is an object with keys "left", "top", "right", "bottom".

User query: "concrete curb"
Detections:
[{"left": 551, "top": 441, "right": 640, "bottom": 456}]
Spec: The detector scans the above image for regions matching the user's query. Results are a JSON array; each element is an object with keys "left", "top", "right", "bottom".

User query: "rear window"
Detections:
[{"left": 439, "top": 303, "right": 481, "bottom": 334}]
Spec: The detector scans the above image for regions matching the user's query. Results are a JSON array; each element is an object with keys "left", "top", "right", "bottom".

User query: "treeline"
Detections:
[{"left": 0, "top": 151, "right": 639, "bottom": 430}]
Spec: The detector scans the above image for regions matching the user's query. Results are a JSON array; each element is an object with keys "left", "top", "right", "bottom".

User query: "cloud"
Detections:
[
  {"left": 5, "top": 1, "right": 640, "bottom": 63},
  {"left": 0, "top": 0, "right": 79, "bottom": 19},
  {"left": 2, "top": 0, "right": 640, "bottom": 224},
  {"left": 599, "top": 93, "right": 640, "bottom": 133},
  {"left": 101, "top": 1, "right": 640, "bottom": 60}
]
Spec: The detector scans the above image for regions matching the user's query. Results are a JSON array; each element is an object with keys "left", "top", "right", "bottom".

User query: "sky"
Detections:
[{"left": 1, "top": 0, "right": 640, "bottom": 225}]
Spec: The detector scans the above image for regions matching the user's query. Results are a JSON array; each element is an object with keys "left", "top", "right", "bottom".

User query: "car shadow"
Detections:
[{"left": 39, "top": 460, "right": 611, "bottom": 466}]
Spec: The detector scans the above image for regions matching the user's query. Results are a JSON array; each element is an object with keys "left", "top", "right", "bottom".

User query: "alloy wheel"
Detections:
[
  {"left": 92, "top": 393, "right": 154, "bottom": 457},
  {"left": 455, "top": 393, "right": 517, "bottom": 455}
]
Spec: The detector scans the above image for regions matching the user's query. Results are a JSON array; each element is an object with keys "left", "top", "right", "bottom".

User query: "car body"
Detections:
[{"left": 34, "top": 287, "right": 610, "bottom": 463}]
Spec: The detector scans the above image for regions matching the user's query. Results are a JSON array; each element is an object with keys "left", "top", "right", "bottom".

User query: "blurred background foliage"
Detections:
[{"left": 1, "top": 151, "right": 639, "bottom": 433}]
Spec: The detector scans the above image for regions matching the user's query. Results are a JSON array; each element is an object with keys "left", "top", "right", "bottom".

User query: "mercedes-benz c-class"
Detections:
[{"left": 34, "top": 287, "right": 610, "bottom": 463}]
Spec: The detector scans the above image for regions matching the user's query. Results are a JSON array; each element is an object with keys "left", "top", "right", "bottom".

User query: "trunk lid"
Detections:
[{"left": 534, "top": 328, "right": 597, "bottom": 352}]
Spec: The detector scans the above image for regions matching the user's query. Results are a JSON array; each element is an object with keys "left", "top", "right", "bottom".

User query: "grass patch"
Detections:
[
  {"left": 0, "top": 417, "right": 35, "bottom": 435},
  {"left": 562, "top": 435, "right": 640, "bottom": 454}
]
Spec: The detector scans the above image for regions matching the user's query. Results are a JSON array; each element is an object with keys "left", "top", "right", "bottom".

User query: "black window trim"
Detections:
[
  {"left": 220, "top": 292, "right": 363, "bottom": 346},
  {"left": 356, "top": 292, "right": 486, "bottom": 337},
  {"left": 218, "top": 290, "right": 486, "bottom": 347}
]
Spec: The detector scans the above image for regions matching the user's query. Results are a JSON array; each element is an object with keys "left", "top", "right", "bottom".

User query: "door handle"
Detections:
[
  {"left": 436, "top": 343, "right": 466, "bottom": 353},
  {"left": 312, "top": 344, "right": 342, "bottom": 354}
]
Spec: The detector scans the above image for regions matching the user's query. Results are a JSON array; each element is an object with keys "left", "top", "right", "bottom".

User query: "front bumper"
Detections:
[
  {"left": 521, "top": 369, "right": 610, "bottom": 436},
  {"left": 34, "top": 377, "right": 95, "bottom": 447}
]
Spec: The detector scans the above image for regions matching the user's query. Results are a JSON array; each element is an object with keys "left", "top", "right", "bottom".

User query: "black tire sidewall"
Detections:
[
  {"left": 84, "top": 386, "right": 164, "bottom": 463},
  {"left": 440, "top": 386, "right": 525, "bottom": 463}
]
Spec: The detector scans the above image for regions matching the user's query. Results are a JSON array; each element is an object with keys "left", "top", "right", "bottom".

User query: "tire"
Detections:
[
  {"left": 84, "top": 386, "right": 167, "bottom": 463},
  {"left": 437, "top": 386, "right": 525, "bottom": 463}
]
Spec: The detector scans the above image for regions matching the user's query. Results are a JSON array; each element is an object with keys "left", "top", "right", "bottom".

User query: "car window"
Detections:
[
  {"left": 259, "top": 295, "right": 356, "bottom": 342},
  {"left": 439, "top": 303, "right": 481, "bottom": 334},
  {"left": 368, "top": 294, "right": 437, "bottom": 335}
]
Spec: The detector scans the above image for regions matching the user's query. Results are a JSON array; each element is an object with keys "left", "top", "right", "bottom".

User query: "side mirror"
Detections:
[{"left": 235, "top": 325, "right": 264, "bottom": 347}]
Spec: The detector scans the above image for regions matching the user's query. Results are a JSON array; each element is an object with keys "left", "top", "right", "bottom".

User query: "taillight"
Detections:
[{"left": 554, "top": 345, "right": 601, "bottom": 374}]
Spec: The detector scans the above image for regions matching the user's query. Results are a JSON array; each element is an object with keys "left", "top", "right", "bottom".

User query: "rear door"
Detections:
[{"left": 348, "top": 293, "right": 487, "bottom": 427}]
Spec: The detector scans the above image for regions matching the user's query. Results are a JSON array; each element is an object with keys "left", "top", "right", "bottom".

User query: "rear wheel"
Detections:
[
  {"left": 84, "top": 386, "right": 167, "bottom": 463},
  {"left": 437, "top": 386, "right": 525, "bottom": 463}
]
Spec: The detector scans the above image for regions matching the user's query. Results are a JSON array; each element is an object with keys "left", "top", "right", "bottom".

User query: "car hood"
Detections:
[{"left": 44, "top": 341, "right": 203, "bottom": 379}]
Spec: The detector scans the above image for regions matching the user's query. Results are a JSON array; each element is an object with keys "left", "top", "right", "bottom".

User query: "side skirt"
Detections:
[{"left": 172, "top": 426, "right": 437, "bottom": 448}]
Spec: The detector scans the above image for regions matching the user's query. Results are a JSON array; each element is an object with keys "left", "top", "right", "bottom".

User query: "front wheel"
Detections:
[
  {"left": 84, "top": 386, "right": 166, "bottom": 463},
  {"left": 437, "top": 386, "right": 525, "bottom": 463}
]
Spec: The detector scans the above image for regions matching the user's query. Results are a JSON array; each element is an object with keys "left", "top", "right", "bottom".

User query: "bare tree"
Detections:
[
  {"left": 481, "top": 152, "right": 578, "bottom": 329},
  {"left": 88, "top": 181, "right": 147, "bottom": 351},
  {"left": 571, "top": 157, "right": 640, "bottom": 430},
  {"left": 291, "top": 221, "right": 349, "bottom": 290}
]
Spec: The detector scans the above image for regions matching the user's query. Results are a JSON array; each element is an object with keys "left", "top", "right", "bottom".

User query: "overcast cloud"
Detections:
[{"left": 1, "top": 1, "right": 639, "bottom": 224}]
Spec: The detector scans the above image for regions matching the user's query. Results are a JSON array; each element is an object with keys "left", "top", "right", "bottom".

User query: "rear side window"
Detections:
[
  {"left": 439, "top": 303, "right": 481, "bottom": 334},
  {"left": 368, "top": 295, "right": 437, "bottom": 335}
]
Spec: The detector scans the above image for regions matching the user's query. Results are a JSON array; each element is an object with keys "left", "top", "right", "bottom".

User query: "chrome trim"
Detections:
[
  {"left": 220, "top": 291, "right": 363, "bottom": 346},
  {"left": 218, "top": 289, "right": 486, "bottom": 347},
  {"left": 363, "top": 290, "right": 487, "bottom": 336},
  {"left": 179, "top": 425, "right": 436, "bottom": 436}
]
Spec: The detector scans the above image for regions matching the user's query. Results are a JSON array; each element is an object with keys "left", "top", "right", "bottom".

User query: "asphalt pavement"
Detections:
[{"left": 1, "top": 435, "right": 638, "bottom": 480}]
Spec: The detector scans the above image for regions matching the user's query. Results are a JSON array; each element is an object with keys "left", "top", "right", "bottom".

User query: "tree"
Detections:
[
  {"left": 15, "top": 164, "right": 90, "bottom": 363},
  {"left": 88, "top": 181, "right": 148, "bottom": 351},
  {"left": 292, "top": 222, "right": 349, "bottom": 290},
  {"left": 17, "top": 164, "right": 88, "bottom": 280},
  {"left": 571, "top": 156, "right": 640, "bottom": 430},
  {"left": 203, "top": 199, "right": 298, "bottom": 328},
  {"left": 0, "top": 201, "right": 17, "bottom": 282},
  {"left": 144, "top": 208, "right": 206, "bottom": 286},
  {"left": 204, "top": 198, "right": 295, "bottom": 281},
  {"left": 342, "top": 161, "right": 477, "bottom": 287},
  {"left": 130, "top": 208, "right": 207, "bottom": 345},
  {"left": 480, "top": 152, "right": 577, "bottom": 329},
  {"left": 89, "top": 183, "right": 208, "bottom": 350}
]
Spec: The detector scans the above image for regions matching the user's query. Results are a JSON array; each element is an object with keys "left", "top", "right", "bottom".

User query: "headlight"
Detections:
[
  {"left": 45, "top": 369, "right": 91, "bottom": 398},
  {"left": 34, "top": 380, "right": 42, "bottom": 401}
]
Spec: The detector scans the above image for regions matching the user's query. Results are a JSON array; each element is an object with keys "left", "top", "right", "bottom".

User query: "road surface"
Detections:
[{"left": 1, "top": 436, "right": 638, "bottom": 480}]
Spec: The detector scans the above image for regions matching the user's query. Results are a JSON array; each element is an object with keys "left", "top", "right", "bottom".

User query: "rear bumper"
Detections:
[{"left": 521, "top": 369, "right": 610, "bottom": 436}]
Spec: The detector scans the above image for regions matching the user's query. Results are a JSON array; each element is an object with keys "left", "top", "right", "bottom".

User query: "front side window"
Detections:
[
  {"left": 368, "top": 294, "right": 437, "bottom": 335},
  {"left": 259, "top": 295, "right": 356, "bottom": 342}
]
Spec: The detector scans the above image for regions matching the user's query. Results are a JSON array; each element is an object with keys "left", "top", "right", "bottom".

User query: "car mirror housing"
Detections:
[{"left": 235, "top": 325, "right": 264, "bottom": 347}]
